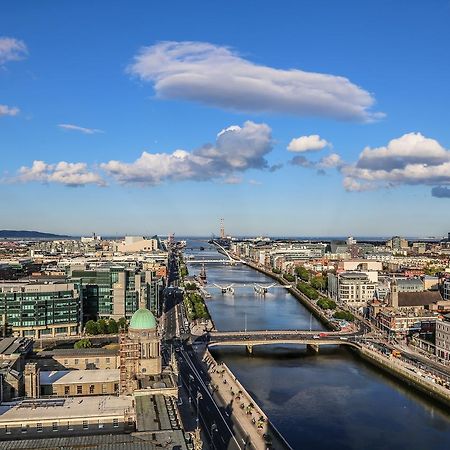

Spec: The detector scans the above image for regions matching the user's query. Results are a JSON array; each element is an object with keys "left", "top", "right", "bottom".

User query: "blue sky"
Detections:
[{"left": 1, "top": 0, "right": 450, "bottom": 237}]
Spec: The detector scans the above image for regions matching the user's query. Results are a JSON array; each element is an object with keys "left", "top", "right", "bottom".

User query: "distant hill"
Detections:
[{"left": 0, "top": 230, "right": 71, "bottom": 239}]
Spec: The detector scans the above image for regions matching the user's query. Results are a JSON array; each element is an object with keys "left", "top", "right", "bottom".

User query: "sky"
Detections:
[{"left": 1, "top": 0, "right": 450, "bottom": 238}]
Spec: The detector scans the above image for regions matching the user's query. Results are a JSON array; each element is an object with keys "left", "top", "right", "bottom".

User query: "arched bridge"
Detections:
[{"left": 204, "top": 330, "right": 362, "bottom": 352}]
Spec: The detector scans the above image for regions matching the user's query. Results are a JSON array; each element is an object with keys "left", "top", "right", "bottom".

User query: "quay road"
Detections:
[{"left": 177, "top": 343, "right": 245, "bottom": 450}]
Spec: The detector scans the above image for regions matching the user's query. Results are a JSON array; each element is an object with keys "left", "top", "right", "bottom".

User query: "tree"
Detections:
[
  {"left": 85, "top": 320, "right": 98, "bottom": 335},
  {"left": 74, "top": 338, "right": 92, "bottom": 349},
  {"left": 117, "top": 317, "right": 128, "bottom": 331},
  {"left": 97, "top": 319, "right": 108, "bottom": 335},
  {"left": 333, "top": 311, "right": 355, "bottom": 322},
  {"left": 107, "top": 318, "right": 119, "bottom": 334},
  {"left": 295, "top": 266, "right": 310, "bottom": 282}
]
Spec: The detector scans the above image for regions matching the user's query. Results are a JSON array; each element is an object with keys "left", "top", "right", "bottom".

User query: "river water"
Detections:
[{"left": 185, "top": 240, "right": 450, "bottom": 450}]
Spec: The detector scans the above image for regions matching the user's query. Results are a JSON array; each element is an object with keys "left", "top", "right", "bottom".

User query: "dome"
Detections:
[{"left": 129, "top": 308, "right": 157, "bottom": 330}]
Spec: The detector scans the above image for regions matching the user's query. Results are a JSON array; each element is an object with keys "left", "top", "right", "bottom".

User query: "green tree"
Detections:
[
  {"left": 107, "top": 318, "right": 119, "bottom": 334},
  {"left": 333, "top": 311, "right": 355, "bottom": 321},
  {"left": 85, "top": 320, "right": 98, "bottom": 335},
  {"left": 283, "top": 273, "right": 295, "bottom": 282},
  {"left": 295, "top": 266, "right": 310, "bottom": 282},
  {"left": 117, "top": 317, "right": 128, "bottom": 331},
  {"left": 74, "top": 338, "right": 92, "bottom": 349},
  {"left": 97, "top": 319, "right": 108, "bottom": 334}
]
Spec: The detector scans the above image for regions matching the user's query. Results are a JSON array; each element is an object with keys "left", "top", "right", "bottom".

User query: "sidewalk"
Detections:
[{"left": 203, "top": 353, "right": 273, "bottom": 450}]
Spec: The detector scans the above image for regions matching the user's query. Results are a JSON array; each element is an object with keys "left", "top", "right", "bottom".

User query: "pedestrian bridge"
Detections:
[{"left": 205, "top": 330, "right": 361, "bottom": 351}]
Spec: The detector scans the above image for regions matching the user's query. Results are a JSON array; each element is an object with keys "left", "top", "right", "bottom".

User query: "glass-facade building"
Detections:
[
  {"left": 71, "top": 267, "right": 161, "bottom": 322},
  {"left": 0, "top": 283, "right": 80, "bottom": 338}
]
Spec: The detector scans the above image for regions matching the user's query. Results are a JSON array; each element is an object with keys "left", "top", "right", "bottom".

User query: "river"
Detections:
[{"left": 185, "top": 240, "right": 450, "bottom": 450}]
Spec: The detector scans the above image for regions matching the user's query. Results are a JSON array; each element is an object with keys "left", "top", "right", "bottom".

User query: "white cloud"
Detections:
[
  {"left": 0, "top": 37, "right": 27, "bottom": 65},
  {"left": 16, "top": 160, "right": 105, "bottom": 187},
  {"left": 58, "top": 124, "right": 103, "bottom": 135},
  {"left": 0, "top": 104, "right": 19, "bottom": 117},
  {"left": 127, "top": 41, "right": 383, "bottom": 122},
  {"left": 287, "top": 134, "right": 330, "bottom": 152},
  {"left": 342, "top": 132, "right": 450, "bottom": 196},
  {"left": 355, "top": 132, "right": 449, "bottom": 170},
  {"left": 317, "top": 153, "right": 343, "bottom": 169},
  {"left": 101, "top": 121, "right": 273, "bottom": 185}
]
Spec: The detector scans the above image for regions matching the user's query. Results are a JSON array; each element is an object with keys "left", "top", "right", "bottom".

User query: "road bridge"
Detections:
[{"left": 205, "top": 329, "right": 361, "bottom": 353}]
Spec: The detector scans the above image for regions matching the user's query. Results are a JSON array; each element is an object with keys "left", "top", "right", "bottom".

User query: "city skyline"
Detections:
[{"left": 2, "top": 1, "right": 450, "bottom": 236}]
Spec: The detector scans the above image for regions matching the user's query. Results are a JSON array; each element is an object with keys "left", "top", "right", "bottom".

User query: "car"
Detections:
[{"left": 313, "top": 335, "right": 320, "bottom": 339}]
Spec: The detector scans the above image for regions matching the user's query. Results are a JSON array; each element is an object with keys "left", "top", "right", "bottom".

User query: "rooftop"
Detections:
[
  {"left": 40, "top": 369, "right": 120, "bottom": 385},
  {"left": 0, "top": 431, "right": 188, "bottom": 449},
  {"left": 0, "top": 395, "right": 132, "bottom": 422},
  {"left": 129, "top": 308, "right": 156, "bottom": 330}
]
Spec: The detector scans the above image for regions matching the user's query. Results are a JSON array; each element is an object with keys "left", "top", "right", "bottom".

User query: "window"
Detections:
[
  {"left": 89, "top": 384, "right": 95, "bottom": 394},
  {"left": 67, "top": 421, "right": 73, "bottom": 430},
  {"left": 52, "top": 422, "right": 58, "bottom": 432},
  {"left": 113, "top": 418, "right": 119, "bottom": 428},
  {"left": 37, "top": 422, "right": 43, "bottom": 432},
  {"left": 106, "top": 357, "right": 110, "bottom": 364},
  {"left": 64, "top": 359, "right": 68, "bottom": 365},
  {"left": 21, "top": 424, "right": 28, "bottom": 433},
  {"left": 74, "top": 359, "right": 79, "bottom": 365},
  {"left": 64, "top": 385, "right": 70, "bottom": 395},
  {"left": 5, "top": 425, "right": 10, "bottom": 434},
  {"left": 82, "top": 420, "right": 89, "bottom": 429},
  {"left": 98, "top": 420, "right": 104, "bottom": 429},
  {"left": 102, "top": 383, "right": 107, "bottom": 394},
  {"left": 77, "top": 385, "right": 83, "bottom": 395}
]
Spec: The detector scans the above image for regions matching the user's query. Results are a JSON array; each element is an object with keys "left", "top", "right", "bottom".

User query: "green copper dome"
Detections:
[{"left": 129, "top": 308, "right": 157, "bottom": 330}]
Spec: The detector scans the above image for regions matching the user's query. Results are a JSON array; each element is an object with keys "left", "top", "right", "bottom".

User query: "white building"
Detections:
[
  {"left": 115, "top": 236, "right": 159, "bottom": 253},
  {"left": 328, "top": 272, "right": 377, "bottom": 307}
]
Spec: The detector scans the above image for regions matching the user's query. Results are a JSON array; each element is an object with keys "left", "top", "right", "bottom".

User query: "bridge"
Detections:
[
  {"left": 186, "top": 258, "right": 241, "bottom": 264},
  {"left": 204, "top": 329, "right": 361, "bottom": 353}
]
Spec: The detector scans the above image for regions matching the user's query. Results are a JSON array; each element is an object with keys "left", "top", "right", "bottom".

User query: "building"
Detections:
[
  {"left": 71, "top": 267, "right": 161, "bottom": 322},
  {"left": 0, "top": 337, "right": 33, "bottom": 401},
  {"left": 386, "top": 236, "right": 409, "bottom": 251},
  {"left": 39, "top": 369, "right": 120, "bottom": 397},
  {"left": 436, "top": 314, "right": 450, "bottom": 361},
  {"left": 0, "top": 282, "right": 80, "bottom": 338},
  {"left": 115, "top": 236, "right": 159, "bottom": 253},
  {"left": 29, "top": 347, "right": 119, "bottom": 371},
  {"left": 443, "top": 280, "right": 450, "bottom": 301},
  {"left": 119, "top": 308, "right": 162, "bottom": 394},
  {"left": 328, "top": 272, "right": 377, "bottom": 307},
  {"left": 0, "top": 396, "right": 135, "bottom": 439}
]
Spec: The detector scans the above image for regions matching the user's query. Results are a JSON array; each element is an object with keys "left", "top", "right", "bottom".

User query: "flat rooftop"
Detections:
[
  {"left": 0, "top": 395, "right": 132, "bottom": 422},
  {"left": 40, "top": 369, "right": 120, "bottom": 385},
  {"left": 0, "top": 430, "right": 189, "bottom": 450}
]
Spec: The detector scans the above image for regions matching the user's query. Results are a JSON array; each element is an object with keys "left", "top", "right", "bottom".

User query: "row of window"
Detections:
[{"left": 4, "top": 418, "right": 120, "bottom": 434}]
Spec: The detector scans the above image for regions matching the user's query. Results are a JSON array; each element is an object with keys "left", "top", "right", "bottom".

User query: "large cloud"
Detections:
[
  {"left": 0, "top": 37, "right": 27, "bottom": 65},
  {"left": 342, "top": 133, "right": 450, "bottom": 195},
  {"left": 16, "top": 161, "right": 105, "bottom": 187},
  {"left": 101, "top": 121, "right": 273, "bottom": 185},
  {"left": 288, "top": 134, "right": 330, "bottom": 152},
  {"left": 127, "top": 41, "right": 383, "bottom": 122}
]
